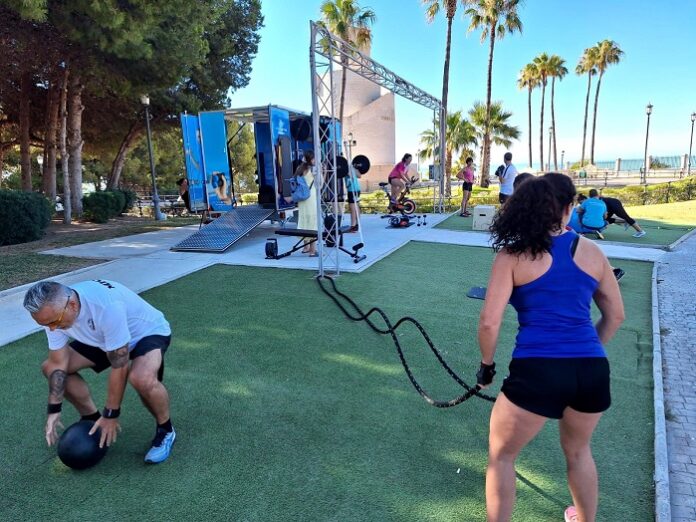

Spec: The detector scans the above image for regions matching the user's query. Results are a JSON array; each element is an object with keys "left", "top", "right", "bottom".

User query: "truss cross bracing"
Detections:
[{"left": 310, "top": 21, "right": 446, "bottom": 276}]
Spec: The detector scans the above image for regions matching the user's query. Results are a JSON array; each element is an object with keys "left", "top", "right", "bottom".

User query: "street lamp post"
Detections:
[
  {"left": 140, "top": 95, "right": 165, "bottom": 221},
  {"left": 642, "top": 103, "right": 653, "bottom": 185},
  {"left": 688, "top": 112, "right": 696, "bottom": 177},
  {"left": 561, "top": 150, "right": 565, "bottom": 171}
]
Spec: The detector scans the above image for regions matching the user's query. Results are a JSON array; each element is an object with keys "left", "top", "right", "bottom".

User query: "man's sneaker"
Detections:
[
  {"left": 564, "top": 506, "right": 578, "bottom": 522},
  {"left": 633, "top": 230, "right": 646, "bottom": 238},
  {"left": 144, "top": 428, "right": 176, "bottom": 464},
  {"left": 595, "top": 231, "right": 605, "bottom": 240}
]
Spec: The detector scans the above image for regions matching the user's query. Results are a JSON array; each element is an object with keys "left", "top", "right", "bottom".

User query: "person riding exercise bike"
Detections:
[{"left": 388, "top": 154, "right": 413, "bottom": 206}]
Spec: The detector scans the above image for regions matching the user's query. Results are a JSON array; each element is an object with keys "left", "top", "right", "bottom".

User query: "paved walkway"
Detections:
[{"left": 656, "top": 233, "right": 696, "bottom": 521}]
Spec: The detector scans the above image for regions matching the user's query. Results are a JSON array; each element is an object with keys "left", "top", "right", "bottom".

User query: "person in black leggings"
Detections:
[{"left": 601, "top": 196, "right": 645, "bottom": 238}]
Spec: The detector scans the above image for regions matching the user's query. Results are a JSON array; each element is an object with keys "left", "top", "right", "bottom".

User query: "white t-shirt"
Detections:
[
  {"left": 45, "top": 280, "right": 171, "bottom": 352},
  {"left": 499, "top": 163, "right": 518, "bottom": 196}
]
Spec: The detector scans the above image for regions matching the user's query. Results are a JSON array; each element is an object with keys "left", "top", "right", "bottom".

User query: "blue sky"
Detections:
[{"left": 231, "top": 0, "right": 696, "bottom": 167}]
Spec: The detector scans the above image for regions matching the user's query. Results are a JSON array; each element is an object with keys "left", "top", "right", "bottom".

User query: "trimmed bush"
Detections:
[
  {"left": 114, "top": 189, "right": 137, "bottom": 213},
  {"left": 82, "top": 191, "right": 126, "bottom": 223},
  {"left": 0, "top": 190, "right": 53, "bottom": 246}
]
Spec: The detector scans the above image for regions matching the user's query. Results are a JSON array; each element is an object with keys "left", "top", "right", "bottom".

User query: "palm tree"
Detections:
[
  {"left": 532, "top": 53, "right": 552, "bottom": 171},
  {"left": 548, "top": 55, "right": 568, "bottom": 170},
  {"left": 419, "top": 110, "right": 478, "bottom": 187},
  {"left": 465, "top": 0, "right": 523, "bottom": 186},
  {"left": 589, "top": 39, "right": 624, "bottom": 164},
  {"left": 319, "top": 0, "right": 376, "bottom": 123},
  {"left": 468, "top": 100, "right": 520, "bottom": 178},
  {"left": 576, "top": 47, "right": 597, "bottom": 167},
  {"left": 422, "top": 0, "right": 463, "bottom": 196},
  {"left": 517, "top": 62, "right": 539, "bottom": 169}
]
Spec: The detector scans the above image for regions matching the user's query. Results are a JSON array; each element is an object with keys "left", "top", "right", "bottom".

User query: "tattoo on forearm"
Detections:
[
  {"left": 48, "top": 369, "right": 67, "bottom": 401},
  {"left": 107, "top": 347, "right": 129, "bottom": 369}
]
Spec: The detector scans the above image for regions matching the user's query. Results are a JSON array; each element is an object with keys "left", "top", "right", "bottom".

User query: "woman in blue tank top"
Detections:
[{"left": 477, "top": 173, "right": 625, "bottom": 522}]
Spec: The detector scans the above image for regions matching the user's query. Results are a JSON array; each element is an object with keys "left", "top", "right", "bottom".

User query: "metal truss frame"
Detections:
[{"left": 310, "top": 21, "right": 446, "bottom": 276}]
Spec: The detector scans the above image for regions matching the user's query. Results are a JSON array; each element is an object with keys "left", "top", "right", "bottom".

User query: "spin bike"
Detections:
[{"left": 378, "top": 177, "right": 426, "bottom": 228}]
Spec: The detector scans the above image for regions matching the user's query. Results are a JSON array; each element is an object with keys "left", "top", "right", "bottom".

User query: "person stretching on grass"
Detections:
[
  {"left": 476, "top": 173, "right": 624, "bottom": 522},
  {"left": 24, "top": 280, "right": 176, "bottom": 464},
  {"left": 457, "top": 157, "right": 475, "bottom": 216}
]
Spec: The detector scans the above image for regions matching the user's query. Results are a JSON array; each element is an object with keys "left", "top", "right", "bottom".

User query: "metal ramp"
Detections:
[{"left": 171, "top": 206, "right": 276, "bottom": 253}]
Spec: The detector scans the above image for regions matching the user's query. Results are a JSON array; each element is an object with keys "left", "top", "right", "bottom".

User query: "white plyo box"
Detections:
[{"left": 472, "top": 205, "right": 496, "bottom": 231}]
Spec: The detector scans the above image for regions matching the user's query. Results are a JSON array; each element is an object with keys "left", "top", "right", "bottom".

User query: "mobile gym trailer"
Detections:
[{"left": 172, "top": 105, "right": 342, "bottom": 253}]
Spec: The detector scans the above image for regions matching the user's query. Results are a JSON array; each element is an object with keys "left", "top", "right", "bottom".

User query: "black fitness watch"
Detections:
[{"left": 102, "top": 407, "right": 121, "bottom": 419}]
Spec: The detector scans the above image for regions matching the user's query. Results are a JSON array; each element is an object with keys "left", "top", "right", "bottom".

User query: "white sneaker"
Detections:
[
  {"left": 564, "top": 506, "right": 578, "bottom": 522},
  {"left": 633, "top": 230, "right": 646, "bottom": 238}
]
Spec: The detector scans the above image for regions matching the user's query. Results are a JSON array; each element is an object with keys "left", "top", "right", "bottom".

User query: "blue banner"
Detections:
[
  {"left": 199, "top": 111, "right": 233, "bottom": 212},
  {"left": 180, "top": 114, "right": 206, "bottom": 211}
]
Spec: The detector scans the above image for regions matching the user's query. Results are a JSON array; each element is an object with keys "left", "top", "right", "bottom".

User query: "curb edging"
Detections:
[{"left": 651, "top": 262, "right": 671, "bottom": 522}]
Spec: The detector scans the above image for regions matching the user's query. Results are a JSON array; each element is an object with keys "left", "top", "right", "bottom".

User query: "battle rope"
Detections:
[{"left": 317, "top": 275, "right": 496, "bottom": 407}]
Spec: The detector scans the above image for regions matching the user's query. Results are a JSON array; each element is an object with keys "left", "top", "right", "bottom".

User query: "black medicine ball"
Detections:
[{"left": 57, "top": 420, "right": 108, "bottom": 470}]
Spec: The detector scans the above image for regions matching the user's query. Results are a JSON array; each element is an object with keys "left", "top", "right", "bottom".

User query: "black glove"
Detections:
[{"left": 476, "top": 362, "right": 496, "bottom": 387}]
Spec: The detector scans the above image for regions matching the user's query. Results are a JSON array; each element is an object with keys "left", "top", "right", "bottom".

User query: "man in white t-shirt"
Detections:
[
  {"left": 498, "top": 152, "right": 518, "bottom": 204},
  {"left": 24, "top": 279, "right": 175, "bottom": 464}
]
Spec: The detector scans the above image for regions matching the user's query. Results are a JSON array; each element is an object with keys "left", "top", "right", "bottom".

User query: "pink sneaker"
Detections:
[{"left": 564, "top": 506, "right": 578, "bottom": 522}]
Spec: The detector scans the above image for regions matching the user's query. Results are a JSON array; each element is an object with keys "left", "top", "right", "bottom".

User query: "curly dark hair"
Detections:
[{"left": 490, "top": 173, "right": 576, "bottom": 257}]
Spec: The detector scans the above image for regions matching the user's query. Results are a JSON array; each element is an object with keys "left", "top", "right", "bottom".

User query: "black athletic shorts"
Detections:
[
  {"left": 500, "top": 357, "right": 611, "bottom": 419},
  {"left": 70, "top": 335, "right": 171, "bottom": 373},
  {"left": 347, "top": 191, "right": 360, "bottom": 204},
  {"left": 462, "top": 181, "right": 473, "bottom": 191},
  {"left": 499, "top": 193, "right": 511, "bottom": 204}
]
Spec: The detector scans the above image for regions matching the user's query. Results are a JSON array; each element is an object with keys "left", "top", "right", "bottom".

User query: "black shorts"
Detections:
[
  {"left": 347, "top": 191, "right": 360, "bottom": 204},
  {"left": 499, "top": 193, "right": 511, "bottom": 204},
  {"left": 462, "top": 182, "right": 473, "bottom": 192},
  {"left": 501, "top": 357, "right": 611, "bottom": 419},
  {"left": 70, "top": 335, "right": 171, "bottom": 373}
]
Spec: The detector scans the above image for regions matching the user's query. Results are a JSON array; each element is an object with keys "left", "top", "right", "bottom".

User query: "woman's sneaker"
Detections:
[
  {"left": 564, "top": 506, "right": 578, "bottom": 522},
  {"left": 145, "top": 427, "right": 176, "bottom": 464},
  {"left": 633, "top": 230, "right": 646, "bottom": 238}
]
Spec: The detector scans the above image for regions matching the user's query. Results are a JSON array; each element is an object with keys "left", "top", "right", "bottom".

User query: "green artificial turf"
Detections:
[
  {"left": 0, "top": 244, "right": 655, "bottom": 521},
  {"left": 436, "top": 199, "right": 696, "bottom": 247}
]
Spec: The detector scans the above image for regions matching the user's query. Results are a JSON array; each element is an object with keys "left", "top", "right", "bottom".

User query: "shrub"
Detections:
[
  {"left": 82, "top": 191, "right": 126, "bottom": 223},
  {"left": 0, "top": 190, "right": 53, "bottom": 246},
  {"left": 114, "top": 189, "right": 137, "bottom": 213}
]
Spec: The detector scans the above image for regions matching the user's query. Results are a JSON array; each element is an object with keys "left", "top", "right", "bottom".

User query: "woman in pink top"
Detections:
[
  {"left": 388, "top": 153, "right": 413, "bottom": 205},
  {"left": 457, "top": 157, "right": 475, "bottom": 216}
]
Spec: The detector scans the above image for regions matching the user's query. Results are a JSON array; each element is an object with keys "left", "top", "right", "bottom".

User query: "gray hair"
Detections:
[{"left": 23, "top": 281, "right": 71, "bottom": 313}]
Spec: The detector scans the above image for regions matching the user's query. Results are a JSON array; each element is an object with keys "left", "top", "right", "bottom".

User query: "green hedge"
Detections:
[
  {"left": 581, "top": 176, "right": 696, "bottom": 206},
  {"left": 82, "top": 191, "right": 127, "bottom": 223},
  {"left": 114, "top": 189, "right": 137, "bottom": 213},
  {"left": 0, "top": 190, "right": 53, "bottom": 246}
]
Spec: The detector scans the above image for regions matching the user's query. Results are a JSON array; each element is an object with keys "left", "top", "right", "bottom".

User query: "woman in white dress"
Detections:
[{"left": 295, "top": 150, "right": 318, "bottom": 256}]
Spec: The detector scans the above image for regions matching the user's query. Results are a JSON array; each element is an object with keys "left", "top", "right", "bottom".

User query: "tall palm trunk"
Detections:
[
  {"left": 20, "top": 71, "right": 32, "bottom": 191},
  {"left": 580, "top": 72, "right": 592, "bottom": 167},
  {"left": 590, "top": 71, "right": 603, "bottom": 165},
  {"left": 551, "top": 77, "right": 558, "bottom": 170},
  {"left": 440, "top": 15, "right": 453, "bottom": 196},
  {"left": 481, "top": 23, "right": 497, "bottom": 187},
  {"left": 67, "top": 72, "right": 84, "bottom": 216},
  {"left": 539, "top": 81, "right": 546, "bottom": 171},
  {"left": 59, "top": 66, "right": 71, "bottom": 224},
  {"left": 527, "top": 86, "right": 533, "bottom": 168}
]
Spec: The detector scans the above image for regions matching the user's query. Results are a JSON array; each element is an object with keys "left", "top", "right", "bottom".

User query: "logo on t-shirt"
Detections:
[{"left": 88, "top": 319, "right": 95, "bottom": 330}]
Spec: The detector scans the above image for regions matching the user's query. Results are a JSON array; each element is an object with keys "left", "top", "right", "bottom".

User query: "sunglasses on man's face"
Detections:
[{"left": 40, "top": 296, "right": 70, "bottom": 329}]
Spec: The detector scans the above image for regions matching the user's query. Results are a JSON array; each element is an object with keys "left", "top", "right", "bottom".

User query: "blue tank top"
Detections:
[{"left": 509, "top": 232, "right": 606, "bottom": 358}]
